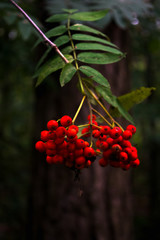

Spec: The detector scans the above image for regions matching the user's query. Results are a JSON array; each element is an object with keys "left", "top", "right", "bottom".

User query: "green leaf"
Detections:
[
  {"left": 61, "top": 46, "right": 73, "bottom": 54},
  {"left": 108, "top": 87, "right": 155, "bottom": 122},
  {"left": 115, "top": 100, "right": 134, "bottom": 123},
  {"left": 77, "top": 52, "right": 123, "bottom": 64},
  {"left": 54, "top": 35, "right": 70, "bottom": 47},
  {"left": 72, "top": 34, "right": 117, "bottom": 48},
  {"left": 71, "top": 9, "right": 109, "bottom": 21},
  {"left": 35, "top": 55, "right": 73, "bottom": 87},
  {"left": 96, "top": 85, "right": 117, "bottom": 107},
  {"left": 70, "top": 24, "right": 107, "bottom": 38},
  {"left": 46, "top": 13, "right": 69, "bottom": 22},
  {"left": 60, "top": 64, "right": 77, "bottom": 87},
  {"left": 62, "top": 9, "right": 78, "bottom": 14},
  {"left": 79, "top": 66, "right": 110, "bottom": 88},
  {"left": 75, "top": 43, "right": 123, "bottom": 55},
  {"left": 96, "top": 85, "right": 134, "bottom": 123},
  {"left": 45, "top": 25, "right": 67, "bottom": 38},
  {"left": 111, "top": 87, "right": 156, "bottom": 114}
]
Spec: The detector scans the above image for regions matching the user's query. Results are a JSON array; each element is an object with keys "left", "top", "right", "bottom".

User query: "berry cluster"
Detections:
[
  {"left": 81, "top": 114, "right": 140, "bottom": 170},
  {"left": 35, "top": 115, "right": 96, "bottom": 170},
  {"left": 35, "top": 114, "right": 140, "bottom": 171}
]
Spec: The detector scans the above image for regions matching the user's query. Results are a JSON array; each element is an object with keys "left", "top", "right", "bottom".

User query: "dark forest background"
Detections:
[{"left": 0, "top": 0, "right": 160, "bottom": 240}]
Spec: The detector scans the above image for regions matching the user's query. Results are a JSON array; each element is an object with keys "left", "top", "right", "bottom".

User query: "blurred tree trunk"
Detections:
[{"left": 26, "top": 20, "right": 133, "bottom": 240}]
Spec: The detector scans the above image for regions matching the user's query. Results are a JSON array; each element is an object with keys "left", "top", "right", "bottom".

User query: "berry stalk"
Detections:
[{"left": 72, "top": 95, "right": 86, "bottom": 124}]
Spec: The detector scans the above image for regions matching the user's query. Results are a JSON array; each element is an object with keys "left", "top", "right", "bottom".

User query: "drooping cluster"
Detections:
[
  {"left": 35, "top": 114, "right": 140, "bottom": 171},
  {"left": 35, "top": 115, "right": 96, "bottom": 170},
  {"left": 81, "top": 114, "right": 140, "bottom": 170}
]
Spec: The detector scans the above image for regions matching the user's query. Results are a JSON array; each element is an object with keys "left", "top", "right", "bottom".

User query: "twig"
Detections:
[{"left": 10, "top": 0, "right": 69, "bottom": 64}]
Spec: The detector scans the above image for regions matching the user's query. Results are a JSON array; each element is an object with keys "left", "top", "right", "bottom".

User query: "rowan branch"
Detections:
[{"left": 10, "top": 0, "right": 69, "bottom": 63}]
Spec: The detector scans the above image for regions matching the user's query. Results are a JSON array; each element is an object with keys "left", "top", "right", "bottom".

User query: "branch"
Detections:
[{"left": 10, "top": 0, "right": 69, "bottom": 64}]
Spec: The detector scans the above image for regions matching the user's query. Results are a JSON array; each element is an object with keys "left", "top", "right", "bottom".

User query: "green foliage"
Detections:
[
  {"left": 77, "top": 52, "right": 123, "bottom": 64},
  {"left": 46, "top": 0, "right": 152, "bottom": 28},
  {"left": 60, "top": 63, "right": 76, "bottom": 87},
  {"left": 109, "top": 87, "right": 156, "bottom": 118},
  {"left": 47, "top": 9, "right": 109, "bottom": 22},
  {"left": 34, "top": 9, "right": 154, "bottom": 123},
  {"left": 96, "top": 85, "right": 134, "bottom": 123},
  {"left": 35, "top": 54, "right": 74, "bottom": 87},
  {"left": 79, "top": 66, "right": 110, "bottom": 88}
]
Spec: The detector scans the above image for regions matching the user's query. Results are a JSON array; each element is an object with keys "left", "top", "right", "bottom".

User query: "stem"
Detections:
[
  {"left": 72, "top": 95, "right": 86, "bottom": 123},
  {"left": 84, "top": 84, "right": 114, "bottom": 122},
  {"left": 92, "top": 108, "right": 112, "bottom": 128},
  {"left": 10, "top": 0, "right": 69, "bottom": 64},
  {"left": 87, "top": 99, "right": 93, "bottom": 147},
  {"left": 67, "top": 17, "right": 85, "bottom": 94},
  {"left": 84, "top": 84, "right": 124, "bottom": 130}
]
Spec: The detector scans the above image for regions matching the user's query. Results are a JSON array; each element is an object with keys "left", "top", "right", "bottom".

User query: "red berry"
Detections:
[
  {"left": 106, "top": 137, "right": 114, "bottom": 146},
  {"left": 130, "top": 151, "right": 138, "bottom": 161},
  {"left": 60, "top": 115, "right": 72, "bottom": 127},
  {"left": 92, "top": 129, "right": 101, "bottom": 138},
  {"left": 74, "top": 149, "right": 84, "bottom": 157},
  {"left": 40, "top": 130, "right": 49, "bottom": 142},
  {"left": 87, "top": 114, "right": 96, "bottom": 121},
  {"left": 111, "top": 144, "right": 122, "bottom": 153},
  {"left": 59, "top": 149, "right": 69, "bottom": 158},
  {"left": 56, "top": 141, "right": 67, "bottom": 150},
  {"left": 67, "top": 142, "right": 76, "bottom": 152},
  {"left": 100, "top": 125, "right": 111, "bottom": 135},
  {"left": 35, "top": 141, "right": 46, "bottom": 152},
  {"left": 89, "top": 120, "right": 99, "bottom": 130},
  {"left": 56, "top": 126, "right": 66, "bottom": 138},
  {"left": 67, "top": 128, "right": 77, "bottom": 139},
  {"left": 99, "top": 157, "right": 108, "bottom": 167},
  {"left": 95, "top": 139, "right": 102, "bottom": 148},
  {"left": 46, "top": 155, "right": 54, "bottom": 164},
  {"left": 119, "top": 151, "right": 128, "bottom": 162},
  {"left": 130, "top": 158, "right": 140, "bottom": 167},
  {"left": 84, "top": 147, "right": 95, "bottom": 158},
  {"left": 123, "top": 147, "right": 132, "bottom": 155},
  {"left": 68, "top": 153, "right": 75, "bottom": 162},
  {"left": 110, "top": 127, "right": 122, "bottom": 139},
  {"left": 95, "top": 149, "right": 101, "bottom": 155},
  {"left": 99, "top": 141, "right": 109, "bottom": 151},
  {"left": 103, "top": 149, "right": 113, "bottom": 160},
  {"left": 126, "top": 125, "right": 136, "bottom": 134},
  {"left": 84, "top": 141, "right": 90, "bottom": 147},
  {"left": 76, "top": 139, "right": 86, "bottom": 149},
  {"left": 55, "top": 137, "right": 65, "bottom": 145},
  {"left": 67, "top": 135, "right": 78, "bottom": 143},
  {"left": 86, "top": 160, "right": 92, "bottom": 167},
  {"left": 46, "top": 149, "right": 56, "bottom": 156},
  {"left": 113, "top": 135, "right": 123, "bottom": 144},
  {"left": 52, "top": 154, "right": 64, "bottom": 164},
  {"left": 68, "top": 125, "right": 79, "bottom": 133},
  {"left": 121, "top": 140, "right": 132, "bottom": 148},
  {"left": 122, "top": 130, "right": 132, "bottom": 140},
  {"left": 75, "top": 156, "right": 86, "bottom": 165},
  {"left": 46, "top": 140, "right": 56, "bottom": 150},
  {"left": 81, "top": 127, "right": 90, "bottom": 137},
  {"left": 99, "top": 134, "right": 107, "bottom": 141},
  {"left": 120, "top": 162, "right": 130, "bottom": 170},
  {"left": 47, "top": 120, "right": 58, "bottom": 131},
  {"left": 47, "top": 131, "right": 56, "bottom": 140},
  {"left": 110, "top": 160, "right": 121, "bottom": 168}
]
